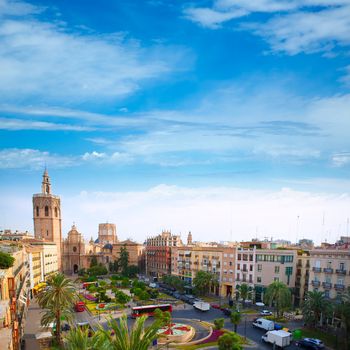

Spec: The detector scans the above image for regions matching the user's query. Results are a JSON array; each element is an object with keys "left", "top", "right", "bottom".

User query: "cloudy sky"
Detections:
[{"left": 1, "top": 0, "right": 350, "bottom": 244}]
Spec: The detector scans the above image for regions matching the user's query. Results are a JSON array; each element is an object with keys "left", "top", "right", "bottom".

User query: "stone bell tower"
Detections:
[{"left": 33, "top": 170, "right": 62, "bottom": 270}]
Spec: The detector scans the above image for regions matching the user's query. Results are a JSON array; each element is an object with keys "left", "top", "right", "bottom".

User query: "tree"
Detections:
[
  {"left": 0, "top": 251, "right": 15, "bottom": 269},
  {"left": 230, "top": 311, "right": 241, "bottom": 333},
  {"left": 90, "top": 256, "right": 98, "bottom": 268},
  {"left": 218, "top": 332, "right": 243, "bottom": 350},
  {"left": 193, "top": 271, "right": 215, "bottom": 296},
  {"left": 99, "top": 315, "right": 159, "bottom": 350},
  {"left": 302, "top": 290, "right": 331, "bottom": 327},
  {"left": 264, "top": 281, "right": 292, "bottom": 318},
  {"left": 139, "top": 290, "right": 150, "bottom": 301},
  {"left": 118, "top": 245, "right": 129, "bottom": 277},
  {"left": 114, "top": 290, "right": 131, "bottom": 305},
  {"left": 214, "top": 318, "right": 225, "bottom": 330},
  {"left": 88, "top": 264, "right": 108, "bottom": 277},
  {"left": 126, "top": 265, "right": 139, "bottom": 278},
  {"left": 36, "top": 273, "right": 77, "bottom": 346},
  {"left": 235, "top": 284, "right": 252, "bottom": 308},
  {"left": 64, "top": 326, "right": 105, "bottom": 350},
  {"left": 341, "top": 287, "right": 350, "bottom": 349},
  {"left": 154, "top": 308, "right": 171, "bottom": 328}
]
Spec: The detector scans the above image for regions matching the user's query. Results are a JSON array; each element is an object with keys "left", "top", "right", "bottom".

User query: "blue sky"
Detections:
[{"left": 1, "top": 0, "right": 350, "bottom": 243}]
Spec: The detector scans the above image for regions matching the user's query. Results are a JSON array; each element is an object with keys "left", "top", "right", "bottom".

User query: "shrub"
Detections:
[
  {"left": 214, "top": 318, "right": 225, "bottom": 330},
  {"left": 218, "top": 332, "right": 242, "bottom": 350},
  {"left": 139, "top": 291, "right": 150, "bottom": 301},
  {"left": 115, "top": 290, "right": 131, "bottom": 304},
  {"left": 0, "top": 252, "right": 15, "bottom": 269}
]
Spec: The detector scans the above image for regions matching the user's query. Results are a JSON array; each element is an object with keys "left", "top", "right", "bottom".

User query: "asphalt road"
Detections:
[{"left": 74, "top": 305, "right": 305, "bottom": 349}]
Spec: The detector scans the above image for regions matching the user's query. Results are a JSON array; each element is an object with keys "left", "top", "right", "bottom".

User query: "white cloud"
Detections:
[
  {"left": 332, "top": 152, "right": 350, "bottom": 167},
  {"left": 252, "top": 6, "right": 350, "bottom": 55},
  {"left": 82, "top": 151, "right": 132, "bottom": 164},
  {"left": 184, "top": 0, "right": 350, "bottom": 55},
  {"left": 0, "top": 0, "right": 41, "bottom": 16},
  {"left": 3, "top": 184, "right": 348, "bottom": 245},
  {"left": 0, "top": 3, "right": 189, "bottom": 103},
  {"left": 0, "top": 117, "right": 94, "bottom": 131},
  {"left": 0, "top": 148, "right": 76, "bottom": 169}
]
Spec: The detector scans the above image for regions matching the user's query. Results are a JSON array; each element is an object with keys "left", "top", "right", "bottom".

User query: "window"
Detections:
[
  {"left": 337, "top": 278, "right": 344, "bottom": 285},
  {"left": 257, "top": 277, "right": 262, "bottom": 283},
  {"left": 285, "top": 267, "right": 293, "bottom": 275},
  {"left": 257, "top": 264, "right": 262, "bottom": 272},
  {"left": 249, "top": 265, "right": 253, "bottom": 271},
  {"left": 45, "top": 206, "right": 49, "bottom": 216},
  {"left": 238, "top": 254, "right": 241, "bottom": 260},
  {"left": 339, "top": 262, "right": 345, "bottom": 271},
  {"left": 36, "top": 206, "right": 39, "bottom": 216},
  {"left": 55, "top": 207, "right": 58, "bottom": 217},
  {"left": 73, "top": 247, "right": 77, "bottom": 252},
  {"left": 325, "top": 290, "right": 330, "bottom": 298},
  {"left": 275, "top": 266, "right": 280, "bottom": 273},
  {"left": 224, "top": 253, "right": 228, "bottom": 258},
  {"left": 249, "top": 254, "right": 253, "bottom": 261},
  {"left": 229, "top": 261, "right": 232, "bottom": 266},
  {"left": 274, "top": 277, "right": 279, "bottom": 282},
  {"left": 46, "top": 230, "right": 49, "bottom": 237},
  {"left": 237, "top": 263, "right": 240, "bottom": 270},
  {"left": 224, "top": 262, "right": 227, "bottom": 266}
]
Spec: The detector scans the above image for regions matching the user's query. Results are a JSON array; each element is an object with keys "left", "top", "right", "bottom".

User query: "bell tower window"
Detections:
[
  {"left": 73, "top": 247, "right": 77, "bottom": 252},
  {"left": 36, "top": 206, "right": 39, "bottom": 216},
  {"left": 55, "top": 207, "right": 58, "bottom": 217},
  {"left": 45, "top": 206, "right": 49, "bottom": 217}
]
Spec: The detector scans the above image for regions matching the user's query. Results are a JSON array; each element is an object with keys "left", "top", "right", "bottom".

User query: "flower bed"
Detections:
[
  {"left": 157, "top": 323, "right": 194, "bottom": 343},
  {"left": 197, "top": 329, "right": 224, "bottom": 344},
  {"left": 83, "top": 293, "right": 98, "bottom": 302}
]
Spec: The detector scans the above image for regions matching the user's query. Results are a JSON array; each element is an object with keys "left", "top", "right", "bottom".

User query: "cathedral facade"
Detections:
[{"left": 33, "top": 171, "right": 144, "bottom": 275}]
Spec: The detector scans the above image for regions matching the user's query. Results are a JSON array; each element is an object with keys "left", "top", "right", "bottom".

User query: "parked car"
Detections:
[
  {"left": 222, "top": 308, "right": 232, "bottom": 316},
  {"left": 296, "top": 338, "right": 324, "bottom": 349},
  {"left": 295, "top": 338, "right": 324, "bottom": 349},
  {"left": 173, "top": 292, "right": 181, "bottom": 299},
  {"left": 260, "top": 309, "right": 272, "bottom": 316},
  {"left": 252, "top": 318, "right": 275, "bottom": 331},
  {"left": 211, "top": 303, "right": 221, "bottom": 309}
]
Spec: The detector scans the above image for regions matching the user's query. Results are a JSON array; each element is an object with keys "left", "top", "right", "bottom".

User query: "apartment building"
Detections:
[
  {"left": 235, "top": 247, "right": 256, "bottom": 288},
  {"left": 25, "top": 245, "right": 43, "bottom": 297},
  {"left": 146, "top": 231, "right": 182, "bottom": 280},
  {"left": 23, "top": 239, "right": 58, "bottom": 279},
  {"left": 254, "top": 249, "right": 297, "bottom": 302},
  {"left": 294, "top": 250, "right": 310, "bottom": 306},
  {"left": 0, "top": 243, "right": 30, "bottom": 350},
  {"left": 171, "top": 241, "right": 235, "bottom": 297},
  {"left": 309, "top": 248, "right": 350, "bottom": 300}
]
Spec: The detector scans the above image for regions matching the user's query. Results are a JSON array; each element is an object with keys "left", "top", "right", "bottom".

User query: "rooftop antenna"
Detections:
[{"left": 296, "top": 215, "right": 300, "bottom": 244}]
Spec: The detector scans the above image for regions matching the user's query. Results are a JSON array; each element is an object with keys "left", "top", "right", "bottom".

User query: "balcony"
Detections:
[
  {"left": 322, "top": 282, "right": 332, "bottom": 289},
  {"left": 334, "top": 284, "right": 345, "bottom": 291},
  {"left": 311, "top": 280, "right": 320, "bottom": 287},
  {"left": 336, "top": 269, "right": 346, "bottom": 275},
  {"left": 312, "top": 267, "right": 321, "bottom": 273},
  {"left": 323, "top": 268, "right": 334, "bottom": 274},
  {"left": 297, "top": 262, "right": 302, "bottom": 268}
]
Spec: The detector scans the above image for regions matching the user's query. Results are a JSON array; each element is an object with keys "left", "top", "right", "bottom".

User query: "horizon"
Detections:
[{"left": 1, "top": 0, "right": 350, "bottom": 245}]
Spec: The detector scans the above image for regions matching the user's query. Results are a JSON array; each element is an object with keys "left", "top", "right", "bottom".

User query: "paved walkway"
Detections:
[{"left": 22, "top": 300, "right": 43, "bottom": 350}]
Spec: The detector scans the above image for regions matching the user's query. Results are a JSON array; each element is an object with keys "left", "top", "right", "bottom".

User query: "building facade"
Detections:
[
  {"left": 146, "top": 231, "right": 183, "bottom": 280},
  {"left": 309, "top": 248, "right": 350, "bottom": 300},
  {"left": 32, "top": 170, "right": 62, "bottom": 270}
]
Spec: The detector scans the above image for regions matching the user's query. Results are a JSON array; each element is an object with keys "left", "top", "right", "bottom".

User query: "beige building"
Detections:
[
  {"left": 294, "top": 250, "right": 310, "bottom": 306},
  {"left": 0, "top": 243, "right": 30, "bottom": 350},
  {"left": 25, "top": 245, "right": 43, "bottom": 296},
  {"left": 172, "top": 237, "right": 234, "bottom": 296},
  {"left": 97, "top": 223, "right": 117, "bottom": 244},
  {"left": 32, "top": 170, "right": 62, "bottom": 270},
  {"left": 235, "top": 247, "right": 256, "bottom": 288},
  {"left": 254, "top": 248, "right": 297, "bottom": 302},
  {"left": 309, "top": 248, "right": 350, "bottom": 300}
]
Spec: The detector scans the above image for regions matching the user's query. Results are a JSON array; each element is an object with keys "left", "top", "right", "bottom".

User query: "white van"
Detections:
[
  {"left": 262, "top": 330, "right": 292, "bottom": 347},
  {"left": 252, "top": 318, "right": 275, "bottom": 331}
]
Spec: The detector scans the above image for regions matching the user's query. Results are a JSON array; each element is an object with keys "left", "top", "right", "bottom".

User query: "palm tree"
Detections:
[
  {"left": 64, "top": 327, "right": 106, "bottom": 350},
  {"left": 230, "top": 311, "right": 241, "bottom": 333},
  {"left": 235, "top": 283, "right": 253, "bottom": 308},
  {"left": 36, "top": 273, "right": 77, "bottom": 345},
  {"left": 302, "top": 290, "right": 331, "bottom": 327},
  {"left": 99, "top": 315, "right": 159, "bottom": 350},
  {"left": 264, "top": 281, "right": 291, "bottom": 318}
]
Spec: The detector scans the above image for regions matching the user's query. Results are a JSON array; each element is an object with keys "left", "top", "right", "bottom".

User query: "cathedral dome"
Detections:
[
  {"left": 103, "top": 243, "right": 113, "bottom": 250},
  {"left": 94, "top": 238, "right": 100, "bottom": 243}
]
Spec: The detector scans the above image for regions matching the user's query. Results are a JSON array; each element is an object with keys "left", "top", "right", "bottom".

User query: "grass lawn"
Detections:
[
  {"left": 241, "top": 308, "right": 257, "bottom": 314},
  {"left": 300, "top": 327, "right": 336, "bottom": 347}
]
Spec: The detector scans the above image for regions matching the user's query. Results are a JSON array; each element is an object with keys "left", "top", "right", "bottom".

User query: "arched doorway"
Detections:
[{"left": 73, "top": 264, "right": 79, "bottom": 274}]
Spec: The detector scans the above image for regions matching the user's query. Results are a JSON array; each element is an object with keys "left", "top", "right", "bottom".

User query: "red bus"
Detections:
[
  {"left": 75, "top": 301, "right": 85, "bottom": 312},
  {"left": 131, "top": 304, "right": 172, "bottom": 318}
]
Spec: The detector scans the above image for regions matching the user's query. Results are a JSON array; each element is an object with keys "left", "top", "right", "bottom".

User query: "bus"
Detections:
[
  {"left": 131, "top": 304, "right": 172, "bottom": 318},
  {"left": 75, "top": 301, "right": 85, "bottom": 312}
]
